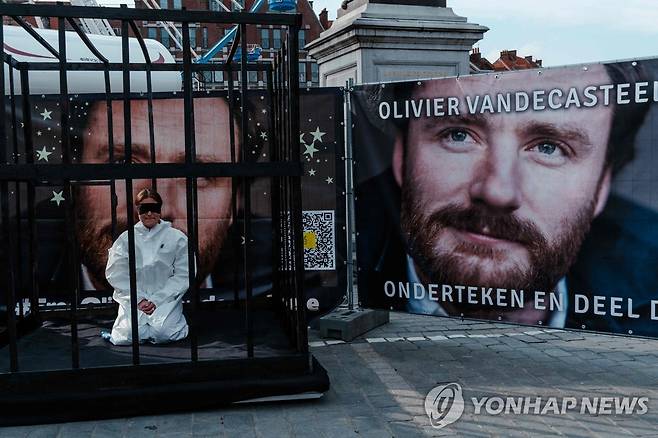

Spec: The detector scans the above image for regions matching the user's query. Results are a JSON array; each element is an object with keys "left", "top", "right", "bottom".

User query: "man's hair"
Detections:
[
  {"left": 387, "top": 61, "right": 652, "bottom": 175},
  {"left": 603, "top": 62, "right": 652, "bottom": 173},
  {"left": 135, "top": 188, "right": 162, "bottom": 206}
]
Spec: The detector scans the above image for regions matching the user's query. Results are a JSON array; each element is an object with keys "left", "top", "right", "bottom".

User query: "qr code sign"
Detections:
[{"left": 303, "top": 210, "right": 335, "bottom": 270}]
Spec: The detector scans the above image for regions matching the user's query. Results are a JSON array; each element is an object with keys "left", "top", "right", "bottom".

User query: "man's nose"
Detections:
[
  {"left": 155, "top": 178, "right": 187, "bottom": 220},
  {"left": 469, "top": 142, "right": 522, "bottom": 212}
]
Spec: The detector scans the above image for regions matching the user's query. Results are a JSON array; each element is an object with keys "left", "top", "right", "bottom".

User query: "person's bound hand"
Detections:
[{"left": 138, "top": 298, "right": 156, "bottom": 315}]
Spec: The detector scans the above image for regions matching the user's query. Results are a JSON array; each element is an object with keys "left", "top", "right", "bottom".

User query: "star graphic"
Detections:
[
  {"left": 40, "top": 108, "right": 52, "bottom": 120},
  {"left": 310, "top": 127, "right": 326, "bottom": 143},
  {"left": 325, "top": 177, "right": 334, "bottom": 184},
  {"left": 36, "top": 131, "right": 42, "bottom": 136},
  {"left": 50, "top": 190, "right": 65, "bottom": 206},
  {"left": 304, "top": 142, "right": 319, "bottom": 158},
  {"left": 36, "top": 146, "right": 52, "bottom": 162},
  {"left": 260, "top": 131, "right": 268, "bottom": 140},
  {"left": 308, "top": 168, "right": 316, "bottom": 176},
  {"left": 299, "top": 132, "right": 305, "bottom": 143},
  {"left": 261, "top": 109, "right": 267, "bottom": 114}
]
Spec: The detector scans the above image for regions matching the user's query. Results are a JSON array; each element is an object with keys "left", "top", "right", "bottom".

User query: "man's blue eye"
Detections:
[
  {"left": 536, "top": 142, "right": 558, "bottom": 155},
  {"left": 450, "top": 130, "right": 468, "bottom": 142}
]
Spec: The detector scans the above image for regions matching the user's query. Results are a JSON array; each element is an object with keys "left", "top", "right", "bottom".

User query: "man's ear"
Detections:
[
  {"left": 594, "top": 167, "right": 612, "bottom": 217},
  {"left": 392, "top": 134, "right": 404, "bottom": 187}
]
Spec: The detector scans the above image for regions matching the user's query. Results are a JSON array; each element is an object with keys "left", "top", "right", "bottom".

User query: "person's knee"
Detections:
[
  {"left": 149, "top": 321, "right": 188, "bottom": 344},
  {"left": 109, "top": 336, "right": 131, "bottom": 346},
  {"left": 110, "top": 323, "right": 151, "bottom": 345}
]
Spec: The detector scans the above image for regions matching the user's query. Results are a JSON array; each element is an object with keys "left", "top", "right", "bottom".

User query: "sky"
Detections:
[{"left": 309, "top": 0, "right": 658, "bottom": 67}]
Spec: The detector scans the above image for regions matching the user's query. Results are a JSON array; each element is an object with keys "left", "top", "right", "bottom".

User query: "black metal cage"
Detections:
[{"left": 0, "top": 3, "right": 327, "bottom": 425}]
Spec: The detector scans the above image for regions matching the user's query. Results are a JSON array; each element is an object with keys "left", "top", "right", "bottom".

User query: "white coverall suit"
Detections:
[{"left": 105, "top": 220, "right": 189, "bottom": 345}]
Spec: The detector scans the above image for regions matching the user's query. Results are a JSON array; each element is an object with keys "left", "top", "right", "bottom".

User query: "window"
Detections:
[
  {"left": 214, "top": 70, "right": 224, "bottom": 83},
  {"left": 248, "top": 71, "right": 258, "bottom": 83},
  {"left": 161, "top": 30, "right": 169, "bottom": 48},
  {"left": 209, "top": 0, "right": 220, "bottom": 11},
  {"left": 311, "top": 63, "right": 319, "bottom": 83},
  {"left": 299, "top": 62, "right": 306, "bottom": 83},
  {"left": 232, "top": 0, "right": 244, "bottom": 11},
  {"left": 298, "top": 30, "right": 305, "bottom": 49},
  {"left": 172, "top": 0, "right": 181, "bottom": 9},
  {"left": 147, "top": 27, "right": 157, "bottom": 40},
  {"left": 202, "top": 27, "right": 208, "bottom": 49},
  {"left": 261, "top": 29, "right": 270, "bottom": 50},
  {"left": 159, "top": 0, "right": 167, "bottom": 8},
  {"left": 273, "top": 29, "right": 281, "bottom": 49},
  {"left": 189, "top": 27, "right": 196, "bottom": 47}
]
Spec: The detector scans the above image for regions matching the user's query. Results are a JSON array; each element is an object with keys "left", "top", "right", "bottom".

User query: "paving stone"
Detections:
[
  {"left": 7, "top": 313, "right": 658, "bottom": 437},
  {"left": 387, "top": 421, "right": 426, "bottom": 438},
  {"left": 0, "top": 426, "right": 48, "bottom": 438}
]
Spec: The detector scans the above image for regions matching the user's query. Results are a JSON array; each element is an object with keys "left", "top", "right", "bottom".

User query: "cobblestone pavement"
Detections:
[{"left": 2, "top": 313, "right": 658, "bottom": 437}]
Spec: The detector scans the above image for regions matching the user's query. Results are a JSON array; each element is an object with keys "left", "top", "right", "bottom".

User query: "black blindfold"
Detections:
[{"left": 138, "top": 203, "right": 162, "bottom": 215}]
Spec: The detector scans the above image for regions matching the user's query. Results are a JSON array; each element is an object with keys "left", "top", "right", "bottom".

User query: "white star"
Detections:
[
  {"left": 304, "top": 142, "right": 319, "bottom": 159},
  {"left": 308, "top": 168, "right": 316, "bottom": 176},
  {"left": 50, "top": 190, "right": 65, "bottom": 206},
  {"left": 40, "top": 108, "right": 52, "bottom": 120},
  {"left": 325, "top": 177, "right": 334, "bottom": 184},
  {"left": 240, "top": 236, "right": 246, "bottom": 245},
  {"left": 36, "top": 146, "right": 52, "bottom": 162},
  {"left": 36, "top": 131, "right": 42, "bottom": 136},
  {"left": 299, "top": 132, "right": 305, "bottom": 143},
  {"left": 310, "top": 127, "right": 326, "bottom": 143},
  {"left": 260, "top": 131, "right": 268, "bottom": 140},
  {"left": 261, "top": 109, "right": 267, "bottom": 114}
]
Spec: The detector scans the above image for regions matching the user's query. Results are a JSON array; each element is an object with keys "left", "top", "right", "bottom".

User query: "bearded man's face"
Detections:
[
  {"left": 76, "top": 98, "right": 237, "bottom": 287},
  {"left": 393, "top": 66, "right": 614, "bottom": 294}
]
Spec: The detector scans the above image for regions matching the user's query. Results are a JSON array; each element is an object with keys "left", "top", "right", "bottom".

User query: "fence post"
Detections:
[{"left": 344, "top": 79, "right": 356, "bottom": 310}]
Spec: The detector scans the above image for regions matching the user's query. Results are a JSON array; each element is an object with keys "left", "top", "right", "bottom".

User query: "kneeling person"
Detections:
[{"left": 105, "top": 188, "right": 189, "bottom": 345}]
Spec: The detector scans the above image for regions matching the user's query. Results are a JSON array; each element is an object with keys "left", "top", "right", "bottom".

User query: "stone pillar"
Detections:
[{"left": 307, "top": 0, "right": 488, "bottom": 86}]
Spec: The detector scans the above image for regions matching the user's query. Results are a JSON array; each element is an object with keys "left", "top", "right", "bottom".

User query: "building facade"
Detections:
[
  {"left": 470, "top": 48, "right": 543, "bottom": 73},
  {"left": 135, "top": 0, "right": 327, "bottom": 89}
]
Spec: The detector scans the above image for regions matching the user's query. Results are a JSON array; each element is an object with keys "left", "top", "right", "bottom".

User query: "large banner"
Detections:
[
  {"left": 353, "top": 59, "right": 658, "bottom": 337},
  {"left": 3, "top": 88, "right": 345, "bottom": 321}
]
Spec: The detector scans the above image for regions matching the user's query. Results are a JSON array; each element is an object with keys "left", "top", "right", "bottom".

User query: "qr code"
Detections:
[
  {"left": 303, "top": 210, "right": 335, "bottom": 270},
  {"left": 280, "top": 210, "right": 336, "bottom": 271}
]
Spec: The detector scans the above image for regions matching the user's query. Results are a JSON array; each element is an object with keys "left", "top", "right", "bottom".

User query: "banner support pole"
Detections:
[
  {"left": 317, "top": 78, "right": 389, "bottom": 340},
  {"left": 344, "top": 79, "right": 356, "bottom": 310}
]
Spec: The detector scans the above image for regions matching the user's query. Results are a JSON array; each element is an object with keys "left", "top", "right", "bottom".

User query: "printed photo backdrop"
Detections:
[
  {"left": 2, "top": 88, "right": 345, "bottom": 321},
  {"left": 352, "top": 59, "right": 658, "bottom": 337}
]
